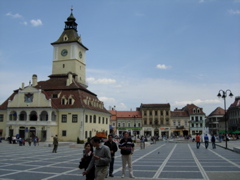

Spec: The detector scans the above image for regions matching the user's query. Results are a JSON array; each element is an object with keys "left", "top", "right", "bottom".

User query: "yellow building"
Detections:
[
  {"left": 140, "top": 104, "right": 171, "bottom": 138},
  {"left": 0, "top": 10, "right": 110, "bottom": 142}
]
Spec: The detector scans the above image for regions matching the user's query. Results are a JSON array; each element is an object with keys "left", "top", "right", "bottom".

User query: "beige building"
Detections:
[
  {"left": 140, "top": 104, "right": 171, "bottom": 138},
  {"left": 170, "top": 108, "right": 189, "bottom": 137},
  {"left": 206, "top": 107, "right": 225, "bottom": 135},
  {"left": 113, "top": 111, "right": 142, "bottom": 137},
  {"left": 0, "top": 10, "right": 110, "bottom": 142}
]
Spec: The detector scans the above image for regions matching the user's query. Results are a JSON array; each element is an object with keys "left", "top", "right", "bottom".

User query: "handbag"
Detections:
[{"left": 79, "top": 158, "right": 86, "bottom": 169}]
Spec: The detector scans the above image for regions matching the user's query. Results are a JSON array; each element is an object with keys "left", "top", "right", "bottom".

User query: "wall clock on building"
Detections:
[
  {"left": 79, "top": 51, "right": 82, "bottom": 58},
  {"left": 61, "top": 49, "right": 68, "bottom": 56}
]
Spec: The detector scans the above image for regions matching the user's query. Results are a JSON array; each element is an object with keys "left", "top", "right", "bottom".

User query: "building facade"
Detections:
[
  {"left": 182, "top": 104, "right": 206, "bottom": 136},
  {"left": 206, "top": 107, "right": 225, "bottom": 135},
  {"left": 228, "top": 96, "right": 240, "bottom": 131},
  {"left": 0, "top": 10, "right": 110, "bottom": 142},
  {"left": 112, "top": 111, "right": 142, "bottom": 137},
  {"left": 140, "top": 104, "right": 171, "bottom": 138},
  {"left": 170, "top": 108, "right": 189, "bottom": 137}
]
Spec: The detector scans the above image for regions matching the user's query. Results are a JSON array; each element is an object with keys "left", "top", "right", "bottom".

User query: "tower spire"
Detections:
[{"left": 64, "top": 8, "right": 77, "bottom": 31}]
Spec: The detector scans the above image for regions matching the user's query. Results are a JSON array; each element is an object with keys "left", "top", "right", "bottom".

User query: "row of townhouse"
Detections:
[
  {"left": 109, "top": 103, "right": 206, "bottom": 138},
  {"left": 206, "top": 96, "right": 240, "bottom": 135},
  {"left": 108, "top": 96, "right": 240, "bottom": 139}
]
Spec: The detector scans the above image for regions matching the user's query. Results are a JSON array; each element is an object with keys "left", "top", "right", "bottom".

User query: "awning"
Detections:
[
  {"left": 233, "top": 130, "right": 240, "bottom": 134},
  {"left": 218, "top": 130, "right": 227, "bottom": 133}
]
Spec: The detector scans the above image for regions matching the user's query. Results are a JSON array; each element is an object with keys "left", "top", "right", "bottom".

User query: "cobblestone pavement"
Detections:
[{"left": 0, "top": 140, "right": 240, "bottom": 180}]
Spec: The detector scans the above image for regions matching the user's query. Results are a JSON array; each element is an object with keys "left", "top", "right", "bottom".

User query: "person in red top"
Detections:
[{"left": 196, "top": 134, "right": 201, "bottom": 149}]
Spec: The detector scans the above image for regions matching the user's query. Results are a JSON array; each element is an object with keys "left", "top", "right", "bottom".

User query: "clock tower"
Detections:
[{"left": 51, "top": 9, "right": 88, "bottom": 87}]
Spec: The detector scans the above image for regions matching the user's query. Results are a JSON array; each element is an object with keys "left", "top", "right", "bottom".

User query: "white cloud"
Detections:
[
  {"left": 87, "top": 77, "right": 116, "bottom": 84},
  {"left": 99, "top": 97, "right": 116, "bottom": 104},
  {"left": 20, "top": 21, "right": 28, "bottom": 25},
  {"left": 174, "top": 99, "right": 221, "bottom": 106},
  {"left": 86, "top": 73, "right": 240, "bottom": 115},
  {"left": 30, "top": 19, "right": 43, "bottom": 27},
  {"left": 98, "top": 97, "right": 127, "bottom": 110},
  {"left": 156, "top": 64, "right": 171, "bottom": 69},
  {"left": 6, "top": 12, "right": 22, "bottom": 18},
  {"left": 5, "top": 12, "right": 42, "bottom": 26},
  {"left": 228, "top": 9, "right": 240, "bottom": 15}
]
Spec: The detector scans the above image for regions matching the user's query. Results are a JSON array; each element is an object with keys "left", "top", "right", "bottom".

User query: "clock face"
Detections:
[
  {"left": 61, "top": 49, "right": 68, "bottom": 56},
  {"left": 79, "top": 51, "right": 82, "bottom": 58}
]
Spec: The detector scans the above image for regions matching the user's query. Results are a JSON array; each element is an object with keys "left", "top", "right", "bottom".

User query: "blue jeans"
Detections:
[
  {"left": 196, "top": 142, "right": 200, "bottom": 149},
  {"left": 205, "top": 141, "right": 209, "bottom": 149},
  {"left": 109, "top": 157, "right": 114, "bottom": 175},
  {"left": 212, "top": 142, "right": 216, "bottom": 149}
]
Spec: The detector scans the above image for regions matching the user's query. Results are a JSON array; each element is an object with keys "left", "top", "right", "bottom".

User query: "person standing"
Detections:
[
  {"left": 83, "top": 136, "right": 111, "bottom": 180},
  {"left": 79, "top": 142, "right": 95, "bottom": 180},
  {"left": 104, "top": 134, "right": 118, "bottom": 177},
  {"left": 27, "top": 137, "right": 32, "bottom": 146},
  {"left": 119, "top": 131, "right": 135, "bottom": 178},
  {"left": 211, "top": 134, "right": 216, "bottom": 149},
  {"left": 33, "top": 136, "right": 38, "bottom": 146},
  {"left": 196, "top": 134, "right": 201, "bottom": 149},
  {"left": 52, "top": 135, "right": 58, "bottom": 153},
  {"left": 204, "top": 134, "right": 209, "bottom": 149}
]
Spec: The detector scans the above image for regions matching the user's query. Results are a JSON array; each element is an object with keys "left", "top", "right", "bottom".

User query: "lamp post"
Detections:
[{"left": 217, "top": 89, "right": 233, "bottom": 149}]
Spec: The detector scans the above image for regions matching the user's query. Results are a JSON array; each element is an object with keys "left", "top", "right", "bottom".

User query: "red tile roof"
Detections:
[
  {"left": 171, "top": 110, "right": 188, "bottom": 117},
  {"left": 208, "top": 107, "right": 225, "bottom": 116},
  {"left": 109, "top": 111, "right": 142, "bottom": 118},
  {"left": 140, "top": 103, "right": 170, "bottom": 108},
  {"left": 229, "top": 96, "right": 240, "bottom": 108},
  {"left": 0, "top": 75, "right": 109, "bottom": 114},
  {"left": 182, "top": 104, "right": 205, "bottom": 115},
  {"left": 109, "top": 110, "right": 117, "bottom": 121}
]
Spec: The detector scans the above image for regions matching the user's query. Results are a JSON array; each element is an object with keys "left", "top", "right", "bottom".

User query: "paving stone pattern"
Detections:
[{"left": 0, "top": 141, "right": 240, "bottom": 180}]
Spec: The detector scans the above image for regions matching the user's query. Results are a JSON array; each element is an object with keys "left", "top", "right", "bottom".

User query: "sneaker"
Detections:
[
  {"left": 109, "top": 174, "right": 114, "bottom": 177},
  {"left": 121, "top": 174, "right": 125, "bottom": 178},
  {"left": 130, "top": 173, "right": 135, "bottom": 179}
]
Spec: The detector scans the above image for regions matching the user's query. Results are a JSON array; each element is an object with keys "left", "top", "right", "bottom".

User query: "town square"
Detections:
[
  {"left": 0, "top": 1, "right": 240, "bottom": 180},
  {"left": 0, "top": 139, "right": 240, "bottom": 180}
]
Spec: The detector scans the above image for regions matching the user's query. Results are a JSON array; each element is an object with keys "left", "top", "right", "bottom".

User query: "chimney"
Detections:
[
  {"left": 21, "top": 83, "right": 24, "bottom": 89},
  {"left": 66, "top": 72, "right": 73, "bottom": 86},
  {"left": 32, "top": 74, "right": 38, "bottom": 86}
]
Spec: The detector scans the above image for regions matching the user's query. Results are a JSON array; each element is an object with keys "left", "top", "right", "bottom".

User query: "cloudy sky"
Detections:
[{"left": 0, "top": 0, "right": 239, "bottom": 115}]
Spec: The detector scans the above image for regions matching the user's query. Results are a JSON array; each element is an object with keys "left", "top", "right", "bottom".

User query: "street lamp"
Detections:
[{"left": 217, "top": 89, "right": 234, "bottom": 149}]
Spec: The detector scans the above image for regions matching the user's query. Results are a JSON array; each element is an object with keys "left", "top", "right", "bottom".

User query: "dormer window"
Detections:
[
  {"left": 193, "top": 108, "right": 196, "bottom": 113},
  {"left": 61, "top": 96, "right": 67, "bottom": 105},
  {"left": 69, "top": 99, "right": 72, "bottom": 105},
  {"left": 66, "top": 95, "right": 75, "bottom": 105},
  {"left": 63, "top": 34, "right": 68, "bottom": 41},
  {"left": 197, "top": 108, "right": 200, "bottom": 113},
  {"left": 52, "top": 94, "right": 58, "bottom": 98}
]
